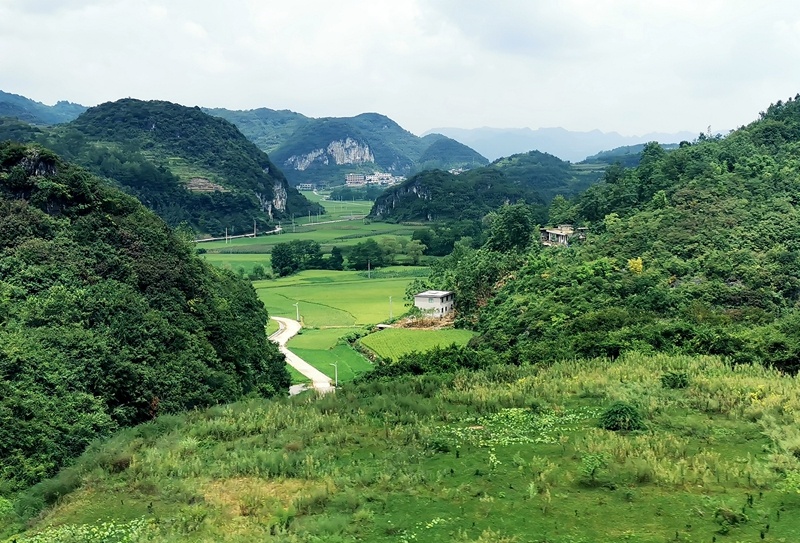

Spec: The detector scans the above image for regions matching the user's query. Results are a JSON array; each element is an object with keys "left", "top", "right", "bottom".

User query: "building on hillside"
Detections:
[
  {"left": 297, "top": 183, "right": 315, "bottom": 191},
  {"left": 540, "top": 224, "right": 588, "bottom": 247},
  {"left": 345, "top": 173, "right": 366, "bottom": 186},
  {"left": 414, "top": 290, "right": 455, "bottom": 318}
]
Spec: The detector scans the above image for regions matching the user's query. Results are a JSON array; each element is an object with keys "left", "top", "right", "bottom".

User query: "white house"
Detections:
[
  {"left": 540, "top": 224, "right": 588, "bottom": 247},
  {"left": 414, "top": 290, "right": 455, "bottom": 318}
]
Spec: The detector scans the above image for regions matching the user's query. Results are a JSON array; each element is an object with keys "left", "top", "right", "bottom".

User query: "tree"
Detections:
[
  {"left": 328, "top": 246, "right": 344, "bottom": 270},
  {"left": 270, "top": 240, "right": 323, "bottom": 276},
  {"left": 485, "top": 201, "right": 534, "bottom": 252},
  {"left": 271, "top": 242, "right": 297, "bottom": 276},
  {"left": 549, "top": 194, "right": 575, "bottom": 225},
  {"left": 380, "top": 236, "right": 400, "bottom": 264},
  {"left": 405, "top": 239, "right": 426, "bottom": 265},
  {"left": 348, "top": 239, "right": 384, "bottom": 270}
]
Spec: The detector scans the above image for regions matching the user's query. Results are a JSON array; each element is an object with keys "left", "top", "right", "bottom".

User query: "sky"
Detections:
[{"left": 1, "top": 0, "right": 800, "bottom": 136}]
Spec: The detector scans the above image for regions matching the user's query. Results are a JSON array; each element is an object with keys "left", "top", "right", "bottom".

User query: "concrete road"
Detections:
[{"left": 270, "top": 317, "right": 334, "bottom": 394}]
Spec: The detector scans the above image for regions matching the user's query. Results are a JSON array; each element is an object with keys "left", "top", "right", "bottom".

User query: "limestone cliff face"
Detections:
[
  {"left": 284, "top": 138, "right": 374, "bottom": 171},
  {"left": 20, "top": 148, "right": 58, "bottom": 177},
  {"left": 255, "top": 181, "right": 288, "bottom": 219},
  {"left": 371, "top": 178, "right": 431, "bottom": 217}
]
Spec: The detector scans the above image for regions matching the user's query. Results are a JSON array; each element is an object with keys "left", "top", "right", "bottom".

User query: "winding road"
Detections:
[{"left": 269, "top": 316, "right": 334, "bottom": 395}]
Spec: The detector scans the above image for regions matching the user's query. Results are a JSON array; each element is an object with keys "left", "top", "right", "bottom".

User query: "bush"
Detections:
[
  {"left": 599, "top": 401, "right": 644, "bottom": 431},
  {"left": 661, "top": 371, "right": 689, "bottom": 389}
]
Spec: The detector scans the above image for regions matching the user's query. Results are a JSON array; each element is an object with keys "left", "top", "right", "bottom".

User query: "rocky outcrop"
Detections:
[
  {"left": 19, "top": 148, "right": 58, "bottom": 177},
  {"left": 255, "top": 180, "right": 288, "bottom": 219},
  {"left": 272, "top": 180, "right": 287, "bottom": 212},
  {"left": 284, "top": 138, "right": 374, "bottom": 171},
  {"left": 371, "top": 178, "right": 431, "bottom": 217},
  {"left": 326, "top": 138, "right": 374, "bottom": 165}
]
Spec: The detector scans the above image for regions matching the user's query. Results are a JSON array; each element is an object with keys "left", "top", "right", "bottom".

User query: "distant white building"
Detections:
[
  {"left": 297, "top": 183, "right": 315, "bottom": 191},
  {"left": 346, "top": 172, "right": 403, "bottom": 187},
  {"left": 414, "top": 290, "right": 455, "bottom": 318},
  {"left": 540, "top": 224, "right": 588, "bottom": 247},
  {"left": 345, "top": 173, "right": 366, "bottom": 186}
]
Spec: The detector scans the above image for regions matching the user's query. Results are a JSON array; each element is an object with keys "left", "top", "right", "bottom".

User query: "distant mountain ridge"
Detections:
[
  {"left": 0, "top": 89, "right": 86, "bottom": 125},
  {"left": 424, "top": 126, "right": 699, "bottom": 162},
  {"left": 206, "top": 108, "right": 489, "bottom": 186}
]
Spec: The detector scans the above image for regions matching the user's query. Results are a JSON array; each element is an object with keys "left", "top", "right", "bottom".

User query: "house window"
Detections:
[{"left": 428, "top": 298, "right": 434, "bottom": 303}]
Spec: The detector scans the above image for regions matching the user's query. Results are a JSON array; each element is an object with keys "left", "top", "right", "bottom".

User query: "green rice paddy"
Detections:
[
  {"left": 255, "top": 268, "right": 423, "bottom": 327},
  {"left": 359, "top": 328, "right": 477, "bottom": 360}
]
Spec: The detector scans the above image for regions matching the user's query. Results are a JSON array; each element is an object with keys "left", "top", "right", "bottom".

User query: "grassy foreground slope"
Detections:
[{"left": 6, "top": 353, "right": 800, "bottom": 541}]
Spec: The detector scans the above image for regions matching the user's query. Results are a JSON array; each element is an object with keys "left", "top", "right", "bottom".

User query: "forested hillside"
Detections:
[
  {"left": 202, "top": 106, "right": 309, "bottom": 153},
  {"left": 581, "top": 142, "right": 681, "bottom": 169},
  {"left": 0, "top": 90, "right": 86, "bottom": 125},
  {"left": 0, "top": 100, "right": 320, "bottom": 235},
  {"left": 369, "top": 168, "right": 545, "bottom": 223},
  {"left": 208, "top": 108, "right": 489, "bottom": 186},
  {"left": 0, "top": 142, "right": 288, "bottom": 491},
  {"left": 370, "top": 150, "right": 603, "bottom": 224},
  {"left": 422, "top": 96, "right": 800, "bottom": 370}
]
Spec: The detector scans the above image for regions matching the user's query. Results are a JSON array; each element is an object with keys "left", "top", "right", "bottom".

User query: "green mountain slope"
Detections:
[
  {"left": 491, "top": 150, "right": 605, "bottom": 202},
  {"left": 417, "top": 136, "right": 488, "bottom": 171},
  {"left": 0, "top": 89, "right": 86, "bottom": 125},
  {"left": 0, "top": 100, "right": 321, "bottom": 235},
  {"left": 426, "top": 96, "right": 800, "bottom": 371},
  {"left": 370, "top": 168, "right": 543, "bottom": 222},
  {"left": 370, "top": 150, "right": 604, "bottom": 223},
  {"left": 206, "top": 108, "right": 489, "bottom": 186},
  {"left": 202, "top": 106, "right": 309, "bottom": 153},
  {"left": 0, "top": 142, "right": 288, "bottom": 491},
  {"left": 581, "top": 142, "right": 681, "bottom": 168}
]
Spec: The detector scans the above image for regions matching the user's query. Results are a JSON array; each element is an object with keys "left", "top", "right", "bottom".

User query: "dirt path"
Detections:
[{"left": 270, "top": 317, "right": 334, "bottom": 395}]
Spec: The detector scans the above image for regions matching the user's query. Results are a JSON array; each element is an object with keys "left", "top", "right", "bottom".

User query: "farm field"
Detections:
[
  {"left": 255, "top": 268, "right": 426, "bottom": 327},
  {"left": 359, "top": 328, "right": 477, "bottom": 360},
  {"left": 10, "top": 353, "right": 800, "bottom": 542},
  {"left": 202, "top": 252, "right": 272, "bottom": 275},
  {"left": 287, "top": 327, "right": 373, "bottom": 382}
]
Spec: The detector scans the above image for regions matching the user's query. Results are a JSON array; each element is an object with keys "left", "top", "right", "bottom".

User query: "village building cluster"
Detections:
[{"left": 345, "top": 172, "right": 404, "bottom": 187}]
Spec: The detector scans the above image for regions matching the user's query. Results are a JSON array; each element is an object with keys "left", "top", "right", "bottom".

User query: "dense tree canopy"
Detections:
[
  {"left": 0, "top": 99, "right": 322, "bottom": 236},
  {"left": 0, "top": 143, "right": 288, "bottom": 490},
  {"left": 425, "top": 95, "right": 800, "bottom": 372}
]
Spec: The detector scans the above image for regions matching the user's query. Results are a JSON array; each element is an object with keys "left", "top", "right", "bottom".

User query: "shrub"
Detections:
[
  {"left": 661, "top": 371, "right": 689, "bottom": 389},
  {"left": 599, "top": 402, "right": 644, "bottom": 431}
]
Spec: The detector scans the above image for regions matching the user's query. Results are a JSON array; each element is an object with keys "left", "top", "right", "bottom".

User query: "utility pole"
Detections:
[
  {"left": 330, "top": 362, "right": 338, "bottom": 388},
  {"left": 293, "top": 302, "right": 299, "bottom": 322},
  {"left": 368, "top": 260, "right": 371, "bottom": 279},
  {"left": 389, "top": 296, "right": 392, "bottom": 319},
  {"left": 225, "top": 227, "right": 228, "bottom": 244},
  {"left": 253, "top": 219, "right": 256, "bottom": 238}
]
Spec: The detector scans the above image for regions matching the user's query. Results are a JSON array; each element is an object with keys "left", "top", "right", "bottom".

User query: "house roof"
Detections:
[{"left": 415, "top": 290, "right": 454, "bottom": 298}]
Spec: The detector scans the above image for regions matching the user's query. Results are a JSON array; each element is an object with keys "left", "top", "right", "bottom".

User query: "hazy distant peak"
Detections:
[{"left": 423, "top": 126, "right": 699, "bottom": 162}]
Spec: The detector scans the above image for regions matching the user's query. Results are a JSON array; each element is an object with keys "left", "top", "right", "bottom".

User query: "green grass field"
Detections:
[
  {"left": 200, "top": 222, "right": 418, "bottom": 253},
  {"left": 202, "top": 253, "right": 272, "bottom": 275},
  {"left": 359, "top": 328, "right": 477, "bottom": 360},
  {"left": 287, "top": 328, "right": 374, "bottom": 382}
]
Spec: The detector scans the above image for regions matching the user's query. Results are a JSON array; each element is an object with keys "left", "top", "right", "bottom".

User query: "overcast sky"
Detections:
[{"left": 1, "top": 0, "right": 799, "bottom": 135}]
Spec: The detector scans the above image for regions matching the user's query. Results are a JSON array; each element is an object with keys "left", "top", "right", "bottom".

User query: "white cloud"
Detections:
[{"left": 0, "top": 0, "right": 799, "bottom": 135}]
